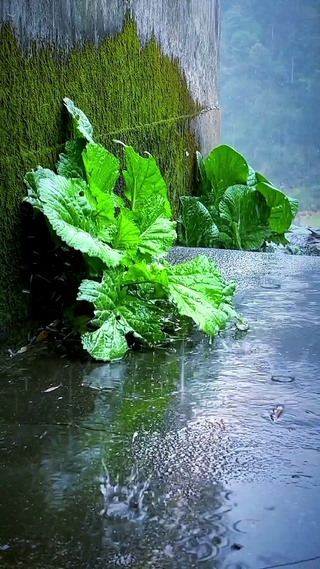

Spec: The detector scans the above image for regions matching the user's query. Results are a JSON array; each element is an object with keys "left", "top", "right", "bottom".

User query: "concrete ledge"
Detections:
[{"left": 169, "top": 246, "right": 320, "bottom": 291}]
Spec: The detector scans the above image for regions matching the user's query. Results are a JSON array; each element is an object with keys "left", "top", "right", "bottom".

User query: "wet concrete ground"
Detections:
[{"left": 1, "top": 249, "right": 320, "bottom": 568}]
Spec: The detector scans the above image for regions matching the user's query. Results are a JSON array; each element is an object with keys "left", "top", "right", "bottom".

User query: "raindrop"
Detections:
[
  {"left": 233, "top": 519, "right": 260, "bottom": 534},
  {"left": 197, "top": 541, "right": 217, "bottom": 560},
  {"left": 235, "top": 320, "right": 250, "bottom": 332},
  {"left": 231, "top": 543, "right": 243, "bottom": 551},
  {"left": 270, "top": 405, "right": 284, "bottom": 421},
  {"left": 261, "top": 282, "right": 281, "bottom": 289},
  {"left": 271, "top": 375, "right": 295, "bottom": 383},
  {"left": 163, "top": 544, "right": 174, "bottom": 558}
]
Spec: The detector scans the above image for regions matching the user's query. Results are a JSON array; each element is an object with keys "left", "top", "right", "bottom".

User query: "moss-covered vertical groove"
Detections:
[{"left": 0, "top": 16, "right": 200, "bottom": 337}]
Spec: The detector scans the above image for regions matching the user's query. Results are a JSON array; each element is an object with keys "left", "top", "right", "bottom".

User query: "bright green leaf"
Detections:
[
  {"left": 57, "top": 139, "right": 87, "bottom": 179},
  {"left": 166, "top": 256, "right": 237, "bottom": 336},
  {"left": 24, "top": 167, "right": 56, "bottom": 212},
  {"left": 134, "top": 195, "right": 169, "bottom": 232},
  {"left": 204, "top": 145, "right": 249, "bottom": 205},
  {"left": 78, "top": 270, "right": 166, "bottom": 361},
  {"left": 138, "top": 216, "right": 176, "bottom": 259},
  {"left": 121, "top": 145, "right": 171, "bottom": 218},
  {"left": 63, "top": 98, "right": 94, "bottom": 142},
  {"left": 219, "top": 185, "right": 271, "bottom": 250},
  {"left": 112, "top": 211, "right": 140, "bottom": 251},
  {"left": 82, "top": 142, "right": 123, "bottom": 220},
  {"left": 37, "top": 174, "right": 123, "bottom": 266},
  {"left": 81, "top": 317, "right": 130, "bottom": 361},
  {"left": 256, "top": 181, "right": 298, "bottom": 233},
  {"left": 124, "top": 257, "right": 237, "bottom": 337},
  {"left": 82, "top": 142, "right": 120, "bottom": 197},
  {"left": 255, "top": 171, "right": 270, "bottom": 184},
  {"left": 123, "top": 261, "right": 169, "bottom": 288}
]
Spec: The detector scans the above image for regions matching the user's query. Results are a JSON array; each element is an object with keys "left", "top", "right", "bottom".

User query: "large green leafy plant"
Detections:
[
  {"left": 24, "top": 99, "right": 238, "bottom": 361},
  {"left": 177, "top": 145, "right": 299, "bottom": 250}
]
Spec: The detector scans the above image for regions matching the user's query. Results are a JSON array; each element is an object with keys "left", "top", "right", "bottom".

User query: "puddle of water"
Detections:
[
  {"left": 223, "top": 481, "right": 320, "bottom": 569},
  {"left": 0, "top": 255, "right": 320, "bottom": 568}
]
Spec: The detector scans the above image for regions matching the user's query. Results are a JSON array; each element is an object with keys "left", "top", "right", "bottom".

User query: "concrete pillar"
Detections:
[{"left": 0, "top": 0, "right": 220, "bottom": 338}]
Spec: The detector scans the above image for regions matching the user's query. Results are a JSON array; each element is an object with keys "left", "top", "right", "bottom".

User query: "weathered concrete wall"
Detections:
[
  {"left": 0, "top": 0, "right": 220, "bottom": 149},
  {"left": 0, "top": 0, "right": 220, "bottom": 338}
]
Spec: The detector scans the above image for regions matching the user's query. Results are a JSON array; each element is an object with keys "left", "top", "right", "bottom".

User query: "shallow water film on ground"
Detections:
[{"left": 1, "top": 252, "right": 320, "bottom": 569}]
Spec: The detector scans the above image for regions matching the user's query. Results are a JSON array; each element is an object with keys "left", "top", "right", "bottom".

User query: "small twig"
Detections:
[
  {"left": 259, "top": 555, "right": 320, "bottom": 569},
  {"left": 2, "top": 420, "right": 119, "bottom": 435}
]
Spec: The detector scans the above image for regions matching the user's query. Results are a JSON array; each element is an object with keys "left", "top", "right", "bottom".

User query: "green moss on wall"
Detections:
[{"left": 0, "top": 16, "right": 201, "bottom": 337}]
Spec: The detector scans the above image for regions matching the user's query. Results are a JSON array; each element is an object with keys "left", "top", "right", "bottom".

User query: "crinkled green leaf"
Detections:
[
  {"left": 63, "top": 98, "right": 94, "bottom": 142},
  {"left": 138, "top": 216, "right": 176, "bottom": 259},
  {"left": 78, "top": 274, "right": 130, "bottom": 361},
  {"left": 219, "top": 185, "right": 271, "bottom": 250},
  {"left": 24, "top": 167, "right": 56, "bottom": 211},
  {"left": 204, "top": 145, "right": 249, "bottom": 205},
  {"left": 112, "top": 211, "right": 140, "bottom": 251},
  {"left": 78, "top": 270, "right": 166, "bottom": 361},
  {"left": 256, "top": 181, "right": 298, "bottom": 234},
  {"left": 121, "top": 145, "right": 171, "bottom": 218},
  {"left": 81, "top": 317, "right": 130, "bottom": 361},
  {"left": 178, "top": 196, "right": 219, "bottom": 247},
  {"left": 120, "top": 298, "right": 166, "bottom": 345},
  {"left": 124, "top": 257, "right": 237, "bottom": 337},
  {"left": 166, "top": 256, "right": 237, "bottom": 336},
  {"left": 96, "top": 222, "right": 118, "bottom": 243},
  {"left": 82, "top": 142, "right": 121, "bottom": 200},
  {"left": 134, "top": 195, "right": 168, "bottom": 232},
  {"left": 37, "top": 174, "right": 123, "bottom": 266},
  {"left": 57, "top": 139, "right": 87, "bottom": 178},
  {"left": 198, "top": 196, "right": 220, "bottom": 223},
  {"left": 123, "top": 261, "right": 169, "bottom": 288},
  {"left": 168, "top": 256, "right": 236, "bottom": 304},
  {"left": 82, "top": 142, "right": 123, "bottom": 219}
]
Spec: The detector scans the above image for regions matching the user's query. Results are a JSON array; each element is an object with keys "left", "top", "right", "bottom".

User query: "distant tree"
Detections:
[{"left": 221, "top": 0, "right": 320, "bottom": 209}]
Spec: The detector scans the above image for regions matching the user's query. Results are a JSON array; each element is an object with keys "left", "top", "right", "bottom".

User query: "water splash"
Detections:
[{"left": 100, "top": 461, "right": 150, "bottom": 522}]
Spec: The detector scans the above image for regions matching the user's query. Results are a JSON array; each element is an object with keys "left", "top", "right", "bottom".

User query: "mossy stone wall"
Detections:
[{"left": 0, "top": 1, "right": 220, "bottom": 339}]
